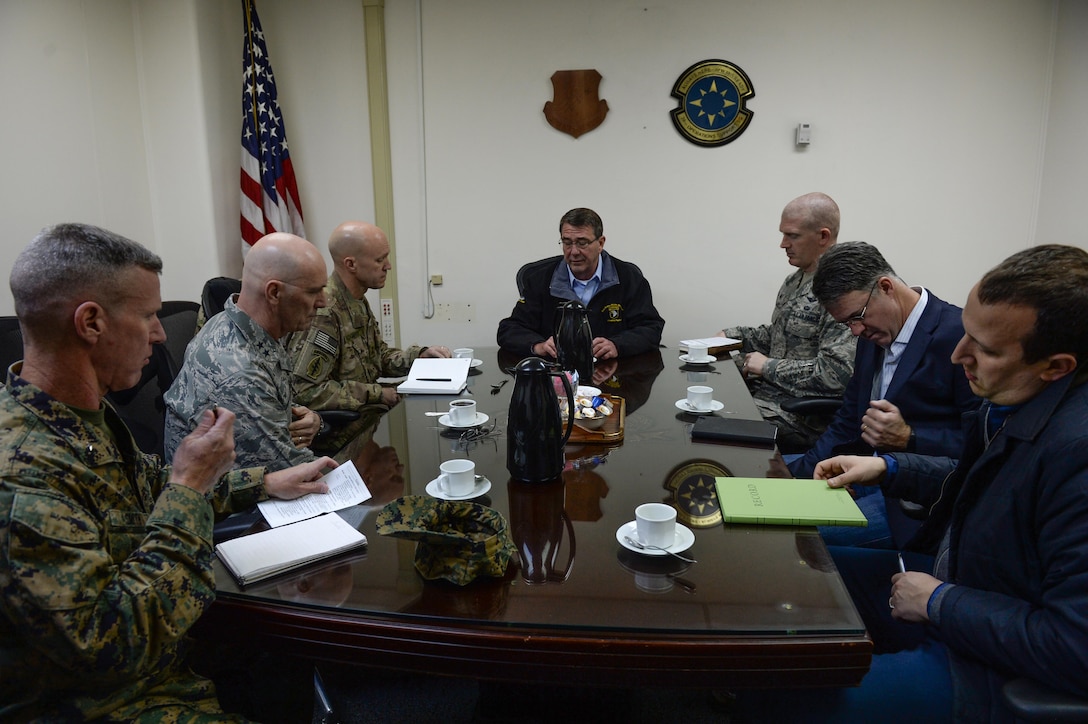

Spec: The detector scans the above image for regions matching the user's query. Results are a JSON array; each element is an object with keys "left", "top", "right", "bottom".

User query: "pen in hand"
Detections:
[{"left": 897, "top": 552, "right": 907, "bottom": 573}]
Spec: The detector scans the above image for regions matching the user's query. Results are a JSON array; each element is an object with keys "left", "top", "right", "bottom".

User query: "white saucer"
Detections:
[
  {"left": 425, "top": 476, "right": 492, "bottom": 500},
  {"left": 469, "top": 358, "right": 483, "bottom": 368},
  {"left": 437, "top": 412, "right": 490, "bottom": 429},
  {"left": 615, "top": 520, "right": 695, "bottom": 556},
  {"left": 675, "top": 399, "right": 724, "bottom": 414},
  {"left": 679, "top": 353, "right": 716, "bottom": 364}
]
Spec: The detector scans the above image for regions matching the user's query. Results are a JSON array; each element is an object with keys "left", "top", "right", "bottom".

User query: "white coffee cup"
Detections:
[
  {"left": 687, "top": 342, "right": 710, "bottom": 362},
  {"left": 438, "top": 459, "right": 476, "bottom": 497},
  {"left": 454, "top": 347, "right": 474, "bottom": 360},
  {"left": 686, "top": 385, "right": 713, "bottom": 411},
  {"left": 449, "top": 398, "right": 477, "bottom": 426},
  {"left": 635, "top": 502, "right": 677, "bottom": 549}
]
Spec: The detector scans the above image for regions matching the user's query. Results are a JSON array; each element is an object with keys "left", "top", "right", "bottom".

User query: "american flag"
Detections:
[{"left": 240, "top": 0, "right": 306, "bottom": 251}]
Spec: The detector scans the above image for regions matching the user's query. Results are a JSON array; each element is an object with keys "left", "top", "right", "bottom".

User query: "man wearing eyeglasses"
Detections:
[
  {"left": 788, "top": 241, "right": 978, "bottom": 546},
  {"left": 497, "top": 207, "right": 664, "bottom": 360}
]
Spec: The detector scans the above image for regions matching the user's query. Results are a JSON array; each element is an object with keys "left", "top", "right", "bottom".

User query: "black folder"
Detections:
[{"left": 690, "top": 416, "right": 778, "bottom": 447}]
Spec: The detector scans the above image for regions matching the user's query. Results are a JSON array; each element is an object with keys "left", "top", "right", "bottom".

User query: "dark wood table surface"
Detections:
[{"left": 200, "top": 348, "right": 871, "bottom": 690}]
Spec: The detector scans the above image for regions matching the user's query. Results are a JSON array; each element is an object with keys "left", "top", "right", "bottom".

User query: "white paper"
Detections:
[
  {"left": 396, "top": 357, "right": 471, "bottom": 394},
  {"left": 679, "top": 336, "right": 741, "bottom": 350},
  {"left": 258, "top": 461, "right": 372, "bottom": 528}
]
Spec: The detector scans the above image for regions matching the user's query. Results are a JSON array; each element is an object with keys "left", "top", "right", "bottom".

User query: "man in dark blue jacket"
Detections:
[
  {"left": 788, "top": 242, "right": 979, "bottom": 547},
  {"left": 734, "top": 245, "right": 1088, "bottom": 722},
  {"left": 496, "top": 207, "right": 664, "bottom": 360}
]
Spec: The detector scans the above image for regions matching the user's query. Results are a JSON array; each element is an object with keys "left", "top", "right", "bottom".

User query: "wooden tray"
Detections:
[{"left": 568, "top": 395, "right": 625, "bottom": 444}]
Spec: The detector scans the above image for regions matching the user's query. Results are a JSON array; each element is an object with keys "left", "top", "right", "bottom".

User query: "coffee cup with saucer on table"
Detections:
[
  {"left": 680, "top": 342, "right": 715, "bottom": 365},
  {"left": 615, "top": 502, "right": 697, "bottom": 558},
  {"left": 439, "top": 398, "right": 489, "bottom": 429},
  {"left": 454, "top": 347, "right": 483, "bottom": 369},
  {"left": 426, "top": 459, "right": 492, "bottom": 500},
  {"left": 675, "top": 385, "right": 724, "bottom": 414}
]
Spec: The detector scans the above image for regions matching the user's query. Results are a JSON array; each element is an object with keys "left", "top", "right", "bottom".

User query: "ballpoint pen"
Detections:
[{"left": 897, "top": 552, "right": 907, "bottom": 573}]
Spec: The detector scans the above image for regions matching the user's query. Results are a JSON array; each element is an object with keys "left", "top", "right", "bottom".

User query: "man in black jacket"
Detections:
[{"left": 496, "top": 208, "right": 664, "bottom": 360}]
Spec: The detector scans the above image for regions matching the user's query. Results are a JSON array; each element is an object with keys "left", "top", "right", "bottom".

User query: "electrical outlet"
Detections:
[{"left": 380, "top": 298, "right": 395, "bottom": 343}]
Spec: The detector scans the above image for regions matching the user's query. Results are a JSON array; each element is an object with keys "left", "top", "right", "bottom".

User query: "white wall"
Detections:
[{"left": 2, "top": 0, "right": 1085, "bottom": 355}]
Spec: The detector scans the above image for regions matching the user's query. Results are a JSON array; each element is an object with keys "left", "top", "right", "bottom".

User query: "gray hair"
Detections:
[
  {"left": 10, "top": 223, "right": 162, "bottom": 333},
  {"left": 812, "top": 241, "right": 897, "bottom": 306}
]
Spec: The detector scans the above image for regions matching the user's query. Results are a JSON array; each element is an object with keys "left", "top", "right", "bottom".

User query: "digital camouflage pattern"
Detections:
[
  {"left": 375, "top": 496, "right": 515, "bottom": 586},
  {"left": 286, "top": 273, "right": 422, "bottom": 452},
  {"left": 0, "top": 368, "right": 264, "bottom": 722},
  {"left": 724, "top": 268, "right": 856, "bottom": 446},
  {"left": 164, "top": 297, "right": 315, "bottom": 471}
]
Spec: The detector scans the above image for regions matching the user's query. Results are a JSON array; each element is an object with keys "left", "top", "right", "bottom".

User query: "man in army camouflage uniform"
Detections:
[
  {"left": 287, "top": 221, "right": 451, "bottom": 452},
  {"left": 165, "top": 232, "right": 328, "bottom": 470},
  {"left": 0, "top": 223, "right": 335, "bottom": 721},
  {"left": 717, "top": 192, "right": 857, "bottom": 450}
]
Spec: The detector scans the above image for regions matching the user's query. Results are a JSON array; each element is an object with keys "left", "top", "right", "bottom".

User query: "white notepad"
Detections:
[
  {"left": 396, "top": 357, "right": 471, "bottom": 394},
  {"left": 215, "top": 512, "right": 368, "bottom": 586},
  {"left": 257, "top": 461, "right": 372, "bottom": 528}
]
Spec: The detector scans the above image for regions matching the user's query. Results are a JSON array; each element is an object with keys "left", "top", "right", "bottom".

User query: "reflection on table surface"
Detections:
[{"left": 206, "top": 347, "right": 870, "bottom": 688}]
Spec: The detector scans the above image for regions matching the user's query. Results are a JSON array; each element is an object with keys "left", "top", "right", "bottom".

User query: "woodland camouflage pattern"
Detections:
[
  {"left": 375, "top": 496, "right": 515, "bottom": 586},
  {"left": 724, "top": 268, "right": 856, "bottom": 446},
  {"left": 287, "top": 273, "right": 423, "bottom": 451},
  {"left": 165, "top": 297, "right": 315, "bottom": 470},
  {"left": 0, "top": 367, "right": 263, "bottom": 721}
]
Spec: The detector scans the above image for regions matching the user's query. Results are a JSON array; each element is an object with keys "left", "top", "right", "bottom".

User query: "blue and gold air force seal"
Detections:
[{"left": 670, "top": 59, "right": 755, "bottom": 147}]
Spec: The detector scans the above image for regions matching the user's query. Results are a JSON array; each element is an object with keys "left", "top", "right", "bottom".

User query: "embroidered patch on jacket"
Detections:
[
  {"left": 309, "top": 329, "right": 339, "bottom": 356},
  {"left": 305, "top": 355, "right": 326, "bottom": 381},
  {"left": 602, "top": 303, "right": 623, "bottom": 322}
]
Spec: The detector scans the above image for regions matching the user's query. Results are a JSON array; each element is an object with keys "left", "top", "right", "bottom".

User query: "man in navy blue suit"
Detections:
[{"left": 787, "top": 242, "right": 979, "bottom": 546}]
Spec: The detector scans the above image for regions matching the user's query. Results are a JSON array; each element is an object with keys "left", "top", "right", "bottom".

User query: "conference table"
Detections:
[{"left": 201, "top": 347, "right": 871, "bottom": 690}]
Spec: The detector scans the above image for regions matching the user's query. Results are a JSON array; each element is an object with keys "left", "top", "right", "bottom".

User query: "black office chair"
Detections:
[
  {"left": 0, "top": 316, "right": 23, "bottom": 375},
  {"left": 107, "top": 301, "right": 200, "bottom": 459},
  {"left": 197, "top": 276, "right": 242, "bottom": 330},
  {"left": 779, "top": 395, "right": 843, "bottom": 454},
  {"left": 1002, "top": 677, "right": 1088, "bottom": 722}
]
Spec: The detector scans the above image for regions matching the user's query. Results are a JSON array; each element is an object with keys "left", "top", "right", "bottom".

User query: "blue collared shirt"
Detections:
[{"left": 567, "top": 262, "right": 602, "bottom": 306}]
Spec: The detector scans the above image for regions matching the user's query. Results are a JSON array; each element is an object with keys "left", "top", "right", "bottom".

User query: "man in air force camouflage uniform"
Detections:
[
  {"left": 165, "top": 233, "right": 327, "bottom": 470},
  {"left": 0, "top": 223, "right": 334, "bottom": 721},
  {"left": 287, "top": 221, "right": 451, "bottom": 452},
  {"left": 716, "top": 193, "right": 856, "bottom": 450}
]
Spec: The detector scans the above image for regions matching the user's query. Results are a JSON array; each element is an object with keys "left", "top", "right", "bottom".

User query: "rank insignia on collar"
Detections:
[{"left": 670, "top": 59, "right": 755, "bottom": 147}]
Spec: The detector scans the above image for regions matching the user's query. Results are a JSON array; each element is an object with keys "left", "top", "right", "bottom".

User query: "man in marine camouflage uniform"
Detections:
[
  {"left": 0, "top": 223, "right": 334, "bottom": 721},
  {"left": 717, "top": 192, "right": 856, "bottom": 450},
  {"left": 287, "top": 221, "right": 451, "bottom": 452},
  {"left": 165, "top": 233, "right": 327, "bottom": 470}
]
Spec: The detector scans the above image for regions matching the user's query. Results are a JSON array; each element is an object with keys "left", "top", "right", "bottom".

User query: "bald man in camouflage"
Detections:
[
  {"left": 165, "top": 233, "right": 328, "bottom": 469},
  {"left": 288, "top": 221, "right": 450, "bottom": 452}
]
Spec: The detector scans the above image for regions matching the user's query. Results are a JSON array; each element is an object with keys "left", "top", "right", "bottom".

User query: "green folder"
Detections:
[{"left": 714, "top": 477, "right": 868, "bottom": 527}]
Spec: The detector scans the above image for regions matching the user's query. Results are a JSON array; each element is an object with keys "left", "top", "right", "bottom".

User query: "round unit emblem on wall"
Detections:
[{"left": 670, "top": 59, "right": 755, "bottom": 147}]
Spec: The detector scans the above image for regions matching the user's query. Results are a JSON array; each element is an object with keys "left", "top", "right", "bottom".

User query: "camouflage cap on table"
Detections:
[{"left": 375, "top": 495, "right": 516, "bottom": 586}]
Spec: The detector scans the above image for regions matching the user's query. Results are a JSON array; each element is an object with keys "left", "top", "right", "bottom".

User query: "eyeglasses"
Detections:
[
  {"left": 838, "top": 280, "right": 880, "bottom": 328},
  {"left": 559, "top": 237, "right": 600, "bottom": 250}
]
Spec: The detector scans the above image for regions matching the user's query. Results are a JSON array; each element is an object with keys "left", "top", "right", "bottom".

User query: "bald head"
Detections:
[
  {"left": 328, "top": 221, "right": 392, "bottom": 298},
  {"left": 782, "top": 193, "right": 840, "bottom": 241},
  {"left": 238, "top": 233, "right": 328, "bottom": 339}
]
